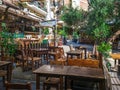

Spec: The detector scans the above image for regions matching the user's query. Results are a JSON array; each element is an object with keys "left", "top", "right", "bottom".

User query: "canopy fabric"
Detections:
[
  {"left": 0, "top": 5, "right": 40, "bottom": 22},
  {"left": 24, "top": 2, "right": 47, "bottom": 17},
  {"left": 2, "top": 0, "right": 19, "bottom": 9}
]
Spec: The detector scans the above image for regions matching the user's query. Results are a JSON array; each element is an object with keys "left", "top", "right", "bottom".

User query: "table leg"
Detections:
[
  {"left": 85, "top": 49, "right": 87, "bottom": 59},
  {"left": 65, "top": 76, "right": 71, "bottom": 90},
  {"left": 46, "top": 53, "right": 48, "bottom": 64},
  {"left": 67, "top": 55, "right": 68, "bottom": 64},
  {"left": 65, "top": 76, "right": 67, "bottom": 90},
  {"left": 99, "top": 80, "right": 105, "bottom": 90},
  {"left": 117, "top": 60, "right": 120, "bottom": 75},
  {"left": 60, "top": 76, "right": 63, "bottom": 90},
  {"left": 115, "top": 59, "right": 117, "bottom": 66},
  {"left": 36, "top": 74, "right": 40, "bottom": 90},
  {"left": 7, "top": 63, "right": 12, "bottom": 82}
]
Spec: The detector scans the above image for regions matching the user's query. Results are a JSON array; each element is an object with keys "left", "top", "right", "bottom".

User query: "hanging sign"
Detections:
[{"left": 40, "top": 19, "right": 57, "bottom": 27}]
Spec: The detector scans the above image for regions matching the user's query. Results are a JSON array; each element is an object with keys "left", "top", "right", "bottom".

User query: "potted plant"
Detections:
[
  {"left": 58, "top": 29, "right": 67, "bottom": 45},
  {"left": 97, "top": 42, "right": 112, "bottom": 70},
  {"left": 0, "top": 22, "right": 17, "bottom": 62}
]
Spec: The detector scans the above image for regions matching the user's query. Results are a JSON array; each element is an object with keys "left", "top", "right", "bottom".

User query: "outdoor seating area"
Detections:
[
  {"left": 0, "top": 43, "right": 113, "bottom": 90},
  {"left": 0, "top": 0, "right": 120, "bottom": 90}
]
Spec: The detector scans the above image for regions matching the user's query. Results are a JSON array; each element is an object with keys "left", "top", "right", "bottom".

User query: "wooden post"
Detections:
[{"left": 99, "top": 53, "right": 103, "bottom": 69}]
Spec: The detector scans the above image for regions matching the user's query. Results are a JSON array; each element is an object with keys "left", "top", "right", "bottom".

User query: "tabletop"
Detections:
[
  {"left": 33, "top": 65, "right": 70, "bottom": 76},
  {"left": 0, "top": 61, "right": 12, "bottom": 82},
  {"left": 110, "top": 53, "right": 120, "bottom": 59},
  {"left": 31, "top": 48, "right": 49, "bottom": 51},
  {"left": 33, "top": 65, "right": 105, "bottom": 90},
  {"left": 67, "top": 50, "right": 82, "bottom": 54},
  {"left": 0, "top": 61, "right": 11, "bottom": 67},
  {"left": 67, "top": 66, "right": 104, "bottom": 80},
  {"left": 33, "top": 65, "right": 104, "bottom": 79}
]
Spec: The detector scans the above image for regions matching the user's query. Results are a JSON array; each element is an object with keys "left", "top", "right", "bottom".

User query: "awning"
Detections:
[
  {"left": 24, "top": 2, "right": 47, "bottom": 17},
  {"left": 2, "top": 0, "right": 19, "bottom": 9},
  {"left": 0, "top": 5, "right": 40, "bottom": 22}
]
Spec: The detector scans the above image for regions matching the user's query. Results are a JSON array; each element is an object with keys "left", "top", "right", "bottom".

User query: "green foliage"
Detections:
[
  {"left": 112, "top": 0, "right": 120, "bottom": 31},
  {"left": 87, "top": 0, "right": 114, "bottom": 43},
  {"left": 43, "top": 28, "right": 49, "bottom": 35},
  {"left": 61, "top": 6, "right": 86, "bottom": 32},
  {"left": 97, "top": 42, "right": 112, "bottom": 58},
  {"left": 93, "top": 23, "right": 110, "bottom": 42},
  {"left": 61, "top": 7, "right": 80, "bottom": 26},
  {"left": 58, "top": 29, "right": 67, "bottom": 37},
  {"left": 0, "top": 23, "right": 17, "bottom": 56},
  {"left": 73, "top": 32, "right": 79, "bottom": 39}
]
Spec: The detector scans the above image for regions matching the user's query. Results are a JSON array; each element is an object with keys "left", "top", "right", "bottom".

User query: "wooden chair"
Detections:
[
  {"left": 0, "top": 70, "right": 7, "bottom": 85},
  {"left": 67, "top": 59, "right": 100, "bottom": 90},
  {"left": 88, "top": 44, "right": 99, "bottom": 59},
  {"left": 68, "top": 58, "right": 99, "bottom": 68},
  {"left": 43, "top": 60, "right": 65, "bottom": 90},
  {"left": 57, "top": 47, "right": 67, "bottom": 65},
  {"left": 60, "top": 45, "right": 71, "bottom": 57},
  {"left": 5, "top": 81, "right": 32, "bottom": 90},
  {"left": 48, "top": 47, "right": 59, "bottom": 61},
  {"left": 15, "top": 49, "right": 41, "bottom": 71}
]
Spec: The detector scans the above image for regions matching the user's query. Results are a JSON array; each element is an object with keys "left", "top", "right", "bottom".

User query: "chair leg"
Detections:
[
  {"left": 2, "top": 76, "right": 5, "bottom": 86},
  {"left": 22, "top": 61, "right": 25, "bottom": 71},
  {"left": 43, "top": 84, "right": 45, "bottom": 90},
  {"left": 56, "top": 85, "right": 59, "bottom": 90}
]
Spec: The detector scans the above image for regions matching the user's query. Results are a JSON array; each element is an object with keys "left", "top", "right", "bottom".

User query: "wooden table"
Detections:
[
  {"left": 66, "top": 50, "right": 82, "bottom": 61},
  {"left": 74, "top": 46, "right": 87, "bottom": 59},
  {"left": 31, "top": 48, "right": 49, "bottom": 64},
  {"left": 110, "top": 53, "right": 120, "bottom": 74},
  {"left": 33, "top": 65, "right": 105, "bottom": 90},
  {"left": 0, "top": 61, "right": 12, "bottom": 82},
  {"left": 48, "top": 51, "right": 58, "bottom": 61},
  {"left": 110, "top": 53, "right": 120, "bottom": 65},
  {"left": 66, "top": 66, "right": 105, "bottom": 90},
  {"left": 110, "top": 53, "right": 120, "bottom": 59},
  {"left": 33, "top": 65, "right": 70, "bottom": 90}
]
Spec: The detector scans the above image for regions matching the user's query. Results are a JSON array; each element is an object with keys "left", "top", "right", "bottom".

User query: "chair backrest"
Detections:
[
  {"left": 50, "top": 60, "right": 65, "bottom": 66},
  {"left": 57, "top": 47, "right": 65, "bottom": 59},
  {"left": 5, "top": 82, "right": 32, "bottom": 90},
  {"left": 59, "top": 45, "right": 71, "bottom": 57},
  {"left": 68, "top": 59, "right": 99, "bottom": 68}
]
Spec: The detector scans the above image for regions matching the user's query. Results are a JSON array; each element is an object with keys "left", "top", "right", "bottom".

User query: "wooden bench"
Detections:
[
  {"left": 67, "top": 59, "right": 99, "bottom": 68},
  {"left": 67, "top": 59, "right": 100, "bottom": 90},
  {"left": 103, "top": 63, "right": 112, "bottom": 90}
]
